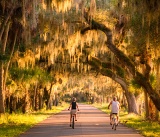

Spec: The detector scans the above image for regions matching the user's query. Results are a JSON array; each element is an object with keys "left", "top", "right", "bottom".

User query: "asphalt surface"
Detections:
[{"left": 19, "top": 104, "right": 143, "bottom": 137}]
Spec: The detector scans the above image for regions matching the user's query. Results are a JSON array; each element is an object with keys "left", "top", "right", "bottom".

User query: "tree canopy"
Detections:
[{"left": 0, "top": 0, "right": 160, "bottom": 120}]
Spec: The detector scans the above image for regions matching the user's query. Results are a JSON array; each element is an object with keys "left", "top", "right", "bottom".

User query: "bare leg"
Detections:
[
  {"left": 70, "top": 114, "right": 72, "bottom": 125},
  {"left": 117, "top": 115, "right": 119, "bottom": 122},
  {"left": 110, "top": 114, "right": 112, "bottom": 125}
]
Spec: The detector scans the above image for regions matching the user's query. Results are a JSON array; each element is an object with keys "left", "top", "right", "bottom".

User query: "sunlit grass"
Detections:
[
  {"left": 0, "top": 102, "right": 68, "bottom": 137},
  {"left": 93, "top": 103, "right": 160, "bottom": 137},
  {"left": 120, "top": 113, "right": 160, "bottom": 137}
]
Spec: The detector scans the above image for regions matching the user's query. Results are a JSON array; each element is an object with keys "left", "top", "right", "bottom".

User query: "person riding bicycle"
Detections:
[
  {"left": 68, "top": 97, "right": 79, "bottom": 127},
  {"left": 108, "top": 96, "right": 120, "bottom": 125}
]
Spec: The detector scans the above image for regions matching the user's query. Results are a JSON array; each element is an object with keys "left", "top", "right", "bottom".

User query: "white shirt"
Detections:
[{"left": 111, "top": 101, "right": 120, "bottom": 113}]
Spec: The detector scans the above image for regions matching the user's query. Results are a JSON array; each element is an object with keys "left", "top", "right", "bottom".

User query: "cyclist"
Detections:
[
  {"left": 108, "top": 96, "right": 120, "bottom": 125},
  {"left": 68, "top": 97, "right": 79, "bottom": 127}
]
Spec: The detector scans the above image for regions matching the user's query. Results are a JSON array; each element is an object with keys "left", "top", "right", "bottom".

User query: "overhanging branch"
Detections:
[{"left": 80, "top": 11, "right": 160, "bottom": 111}]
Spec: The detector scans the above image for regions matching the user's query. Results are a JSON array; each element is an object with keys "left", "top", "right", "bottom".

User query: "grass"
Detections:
[
  {"left": 120, "top": 113, "right": 160, "bottom": 137},
  {"left": 93, "top": 103, "right": 160, "bottom": 137},
  {"left": 0, "top": 102, "right": 68, "bottom": 137}
]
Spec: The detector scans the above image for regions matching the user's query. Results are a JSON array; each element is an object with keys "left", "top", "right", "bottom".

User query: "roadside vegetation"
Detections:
[
  {"left": 93, "top": 103, "right": 160, "bottom": 137},
  {"left": 0, "top": 103, "right": 68, "bottom": 137}
]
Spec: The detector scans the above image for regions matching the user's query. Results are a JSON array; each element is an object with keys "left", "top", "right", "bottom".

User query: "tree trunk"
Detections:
[
  {"left": 22, "top": 89, "right": 30, "bottom": 113},
  {"left": 39, "top": 94, "right": 43, "bottom": 110},
  {"left": 148, "top": 98, "right": 159, "bottom": 121},
  {"left": 0, "top": 8, "right": 13, "bottom": 41},
  {"left": 121, "top": 92, "right": 127, "bottom": 109},
  {"left": 124, "top": 90, "right": 138, "bottom": 114},
  {"left": 9, "top": 95, "right": 14, "bottom": 114},
  {"left": 0, "top": 60, "right": 5, "bottom": 113},
  {"left": 43, "top": 84, "right": 53, "bottom": 110},
  {"left": 33, "top": 83, "right": 38, "bottom": 111},
  {"left": 89, "top": 57, "right": 138, "bottom": 114},
  {"left": 0, "top": 20, "right": 11, "bottom": 114},
  {"left": 47, "top": 84, "right": 53, "bottom": 110},
  {"left": 54, "top": 93, "right": 59, "bottom": 106},
  {"left": 144, "top": 91, "right": 149, "bottom": 119},
  {"left": 101, "top": 69, "right": 138, "bottom": 114},
  {"left": 4, "top": 30, "right": 18, "bottom": 88}
]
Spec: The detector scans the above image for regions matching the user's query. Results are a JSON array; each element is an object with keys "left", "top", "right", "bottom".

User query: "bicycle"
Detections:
[
  {"left": 111, "top": 113, "right": 118, "bottom": 130},
  {"left": 71, "top": 113, "right": 76, "bottom": 129},
  {"left": 69, "top": 109, "right": 79, "bottom": 129}
]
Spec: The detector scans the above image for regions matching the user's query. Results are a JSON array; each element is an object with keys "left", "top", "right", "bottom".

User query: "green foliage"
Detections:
[
  {"left": 18, "top": 43, "right": 26, "bottom": 53},
  {"left": 0, "top": 103, "right": 68, "bottom": 137},
  {"left": 0, "top": 54, "right": 10, "bottom": 62},
  {"left": 116, "top": 66, "right": 125, "bottom": 78},
  {"left": 149, "top": 73, "right": 156, "bottom": 85},
  {"left": 9, "top": 67, "right": 52, "bottom": 84},
  {"left": 129, "top": 79, "right": 142, "bottom": 95},
  {"left": 130, "top": 79, "right": 142, "bottom": 89}
]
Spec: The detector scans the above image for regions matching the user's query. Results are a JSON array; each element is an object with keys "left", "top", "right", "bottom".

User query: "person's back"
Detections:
[
  {"left": 111, "top": 100, "right": 119, "bottom": 113},
  {"left": 108, "top": 96, "right": 120, "bottom": 125},
  {"left": 68, "top": 97, "right": 79, "bottom": 127},
  {"left": 71, "top": 101, "right": 77, "bottom": 109}
]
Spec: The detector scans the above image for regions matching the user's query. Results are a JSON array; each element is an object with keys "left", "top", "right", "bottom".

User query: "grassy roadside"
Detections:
[
  {"left": 0, "top": 103, "right": 68, "bottom": 137},
  {"left": 93, "top": 103, "right": 160, "bottom": 137}
]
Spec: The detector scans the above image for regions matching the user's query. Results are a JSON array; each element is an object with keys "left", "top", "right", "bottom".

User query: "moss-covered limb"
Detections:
[
  {"left": 135, "top": 71, "right": 160, "bottom": 110},
  {"left": 88, "top": 56, "right": 138, "bottom": 113},
  {"left": 100, "top": 68, "right": 114, "bottom": 78},
  {"left": 81, "top": 12, "right": 160, "bottom": 111},
  {"left": 88, "top": 56, "right": 128, "bottom": 86},
  {"left": 89, "top": 56, "right": 102, "bottom": 69},
  {"left": 101, "top": 67, "right": 138, "bottom": 113},
  {"left": 144, "top": 62, "right": 151, "bottom": 79},
  {"left": 81, "top": 27, "right": 92, "bottom": 35},
  {"left": 81, "top": 11, "right": 136, "bottom": 75},
  {"left": 100, "top": 68, "right": 128, "bottom": 89},
  {"left": 89, "top": 56, "right": 125, "bottom": 78},
  {"left": 101, "top": 62, "right": 125, "bottom": 78}
]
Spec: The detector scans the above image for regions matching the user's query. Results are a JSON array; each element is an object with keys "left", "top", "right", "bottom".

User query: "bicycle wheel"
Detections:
[
  {"left": 72, "top": 116, "right": 74, "bottom": 129},
  {"left": 112, "top": 123, "right": 114, "bottom": 129},
  {"left": 111, "top": 118, "right": 114, "bottom": 129},
  {"left": 112, "top": 117, "right": 116, "bottom": 130},
  {"left": 114, "top": 124, "right": 117, "bottom": 130}
]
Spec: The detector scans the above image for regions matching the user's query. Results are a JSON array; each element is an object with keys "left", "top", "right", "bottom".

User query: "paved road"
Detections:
[{"left": 19, "top": 104, "right": 143, "bottom": 137}]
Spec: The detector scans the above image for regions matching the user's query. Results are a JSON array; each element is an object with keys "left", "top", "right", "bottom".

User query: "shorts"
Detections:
[
  {"left": 70, "top": 109, "right": 77, "bottom": 114},
  {"left": 110, "top": 112, "right": 119, "bottom": 116}
]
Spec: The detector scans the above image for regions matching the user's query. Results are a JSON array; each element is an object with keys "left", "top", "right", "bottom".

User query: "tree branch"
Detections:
[{"left": 81, "top": 11, "right": 160, "bottom": 111}]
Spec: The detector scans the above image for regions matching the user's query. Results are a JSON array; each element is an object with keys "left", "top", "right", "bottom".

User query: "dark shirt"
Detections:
[{"left": 71, "top": 102, "right": 76, "bottom": 109}]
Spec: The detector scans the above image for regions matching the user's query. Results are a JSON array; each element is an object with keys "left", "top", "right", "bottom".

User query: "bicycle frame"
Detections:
[{"left": 69, "top": 109, "right": 79, "bottom": 129}]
